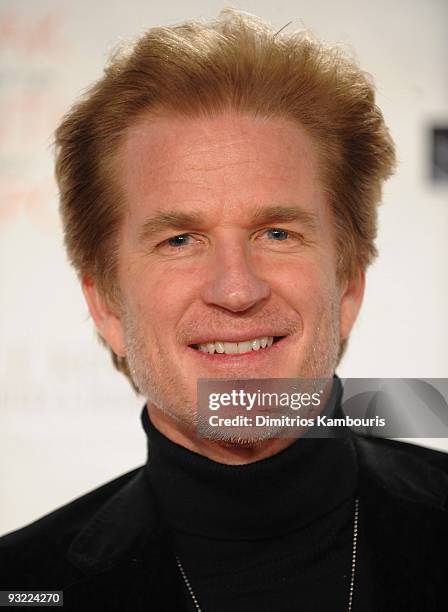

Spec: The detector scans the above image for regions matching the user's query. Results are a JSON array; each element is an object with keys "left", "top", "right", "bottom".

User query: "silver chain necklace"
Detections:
[{"left": 176, "top": 497, "right": 359, "bottom": 612}]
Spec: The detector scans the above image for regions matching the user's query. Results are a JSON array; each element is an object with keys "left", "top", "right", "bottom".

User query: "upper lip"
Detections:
[{"left": 187, "top": 331, "right": 287, "bottom": 345}]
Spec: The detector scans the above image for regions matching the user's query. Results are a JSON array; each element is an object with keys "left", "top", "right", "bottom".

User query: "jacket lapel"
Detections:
[{"left": 65, "top": 470, "right": 184, "bottom": 610}]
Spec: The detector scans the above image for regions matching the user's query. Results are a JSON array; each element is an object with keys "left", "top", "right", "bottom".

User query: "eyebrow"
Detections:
[
  {"left": 137, "top": 205, "right": 318, "bottom": 243},
  {"left": 250, "top": 205, "right": 318, "bottom": 231},
  {"left": 138, "top": 211, "right": 204, "bottom": 244}
]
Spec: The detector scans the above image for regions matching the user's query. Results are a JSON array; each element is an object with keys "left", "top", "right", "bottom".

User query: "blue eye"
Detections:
[
  {"left": 167, "top": 234, "right": 192, "bottom": 247},
  {"left": 267, "top": 228, "right": 289, "bottom": 241}
]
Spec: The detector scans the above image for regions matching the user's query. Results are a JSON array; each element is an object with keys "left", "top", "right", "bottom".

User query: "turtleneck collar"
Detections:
[{"left": 142, "top": 377, "right": 358, "bottom": 540}]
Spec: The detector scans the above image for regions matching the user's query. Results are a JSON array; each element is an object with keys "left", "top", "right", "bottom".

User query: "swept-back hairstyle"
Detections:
[{"left": 55, "top": 9, "right": 396, "bottom": 389}]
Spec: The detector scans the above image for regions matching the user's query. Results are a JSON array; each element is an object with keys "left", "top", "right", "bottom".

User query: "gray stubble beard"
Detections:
[{"left": 122, "top": 299, "right": 341, "bottom": 442}]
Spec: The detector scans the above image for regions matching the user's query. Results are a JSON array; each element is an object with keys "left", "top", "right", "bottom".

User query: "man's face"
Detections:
[{"left": 93, "top": 112, "right": 362, "bottom": 427}]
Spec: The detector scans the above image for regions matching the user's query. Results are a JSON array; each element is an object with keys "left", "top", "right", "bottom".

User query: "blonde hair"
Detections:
[{"left": 55, "top": 9, "right": 396, "bottom": 388}]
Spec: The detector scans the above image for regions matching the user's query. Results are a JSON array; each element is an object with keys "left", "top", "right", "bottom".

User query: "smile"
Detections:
[{"left": 190, "top": 336, "right": 284, "bottom": 355}]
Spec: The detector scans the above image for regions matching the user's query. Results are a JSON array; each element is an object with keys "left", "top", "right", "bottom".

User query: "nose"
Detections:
[{"left": 200, "top": 240, "right": 270, "bottom": 312}]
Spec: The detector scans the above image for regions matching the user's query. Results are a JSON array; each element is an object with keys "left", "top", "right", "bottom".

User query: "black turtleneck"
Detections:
[{"left": 142, "top": 379, "right": 362, "bottom": 611}]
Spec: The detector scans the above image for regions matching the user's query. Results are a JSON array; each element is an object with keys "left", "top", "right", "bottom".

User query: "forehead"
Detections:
[{"left": 118, "top": 111, "right": 324, "bottom": 225}]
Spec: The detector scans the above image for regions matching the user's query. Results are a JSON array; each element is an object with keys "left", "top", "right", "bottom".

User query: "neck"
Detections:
[{"left": 146, "top": 404, "right": 296, "bottom": 465}]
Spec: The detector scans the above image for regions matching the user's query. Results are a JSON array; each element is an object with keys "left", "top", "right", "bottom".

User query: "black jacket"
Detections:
[{"left": 1, "top": 434, "right": 448, "bottom": 611}]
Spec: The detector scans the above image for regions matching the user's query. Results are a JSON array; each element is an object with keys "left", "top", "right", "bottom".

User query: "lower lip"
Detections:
[{"left": 186, "top": 336, "right": 292, "bottom": 362}]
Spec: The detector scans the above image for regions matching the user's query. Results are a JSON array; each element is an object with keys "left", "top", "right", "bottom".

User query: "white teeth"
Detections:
[
  {"left": 238, "top": 341, "right": 252, "bottom": 354},
  {"left": 223, "top": 342, "right": 239, "bottom": 354},
  {"left": 251, "top": 339, "right": 261, "bottom": 350},
  {"left": 215, "top": 341, "right": 225, "bottom": 353},
  {"left": 195, "top": 336, "right": 277, "bottom": 354}
]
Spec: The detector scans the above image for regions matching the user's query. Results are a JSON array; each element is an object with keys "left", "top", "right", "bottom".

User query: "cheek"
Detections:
[
  {"left": 269, "top": 259, "right": 338, "bottom": 314},
  {"left": 123, "top": 263, "right": 203, "bottom": 330}
]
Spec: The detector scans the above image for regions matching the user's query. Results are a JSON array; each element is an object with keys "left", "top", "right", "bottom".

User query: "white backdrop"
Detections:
[{"left": 1, "top": 0, "right": 447, "bottom": 535}]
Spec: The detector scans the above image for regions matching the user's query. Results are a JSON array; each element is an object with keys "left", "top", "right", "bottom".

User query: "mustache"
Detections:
[{"left": 177, "top": 312, "right": 302, "bottom": 344}]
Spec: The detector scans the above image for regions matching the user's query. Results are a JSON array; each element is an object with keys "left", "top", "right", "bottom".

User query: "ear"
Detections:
[
  {"left": 339, "top": 269, "right": 365, "bottom": 340},
  {"left": 82, "top": 274, "right": 126, "bottom": 357}
]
